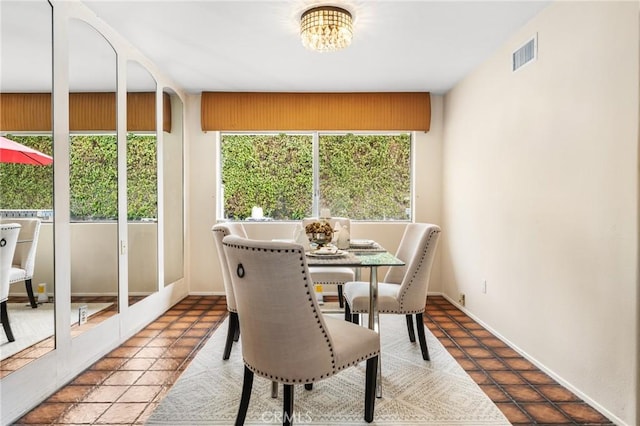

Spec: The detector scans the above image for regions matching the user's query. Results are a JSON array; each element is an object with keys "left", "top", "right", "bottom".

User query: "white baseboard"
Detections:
[
  {"left": 188, "top": 290, "right": 341, "bottom": 297},
  {"left": 11, "top": 292, "right": 121, "bottom": 298},
  {"left": 187, "top": 291, "right": 226, "bottom": 296}
]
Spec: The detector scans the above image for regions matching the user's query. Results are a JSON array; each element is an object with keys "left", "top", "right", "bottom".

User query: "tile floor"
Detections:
[
  {"left": 0, "top": 296, "right": 144, "bottom": 377},
  {"left": 424, "top": 296, "right": 613, "bottom": 425},
  {"left": 13, "top": 295, "right": 614, "bottom": 425}
]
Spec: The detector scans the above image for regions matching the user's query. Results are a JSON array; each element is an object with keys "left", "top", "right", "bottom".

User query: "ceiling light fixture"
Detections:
[{"left": 300, "top": 6, "right": 353, "bottom": 52}]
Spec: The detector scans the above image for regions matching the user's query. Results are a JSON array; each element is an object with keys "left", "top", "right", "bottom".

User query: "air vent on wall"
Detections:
[{"left": 512, "top": 34, "right": 537, "bottom": 72}]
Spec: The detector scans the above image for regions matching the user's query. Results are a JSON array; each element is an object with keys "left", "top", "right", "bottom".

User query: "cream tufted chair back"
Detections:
[
  {"left": 223, "top": 235, "right": 379, "bottom": 424},
  {"left": 223, "top": 236, "right": 335, "bottom": 380},
  {"left": 211, "top": 222, "right": 247, "bottom": 313},
  {"left": 343, "top": 223, "right": 441, "bottom": 361},
  {"left": 211, "top": 222, "right": 248, "bottom": 360},
  {"left": 384, "top": 223, "right": 441, "bottom": 313}
]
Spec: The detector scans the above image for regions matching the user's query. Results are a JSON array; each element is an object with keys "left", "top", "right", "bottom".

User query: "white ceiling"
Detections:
[{"left": 1, "top": 1, "right": 551, "bottom": 94}]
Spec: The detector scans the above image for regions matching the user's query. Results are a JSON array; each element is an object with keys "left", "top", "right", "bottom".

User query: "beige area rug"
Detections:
[
  {"left": 0, "top": 302, "right": 113, "bottom": 359},
  {"left": 147, "top": 314, "right": 511, "bottom": 425}
]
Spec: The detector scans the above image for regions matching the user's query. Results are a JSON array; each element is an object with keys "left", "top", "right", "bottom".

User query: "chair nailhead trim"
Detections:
[
  {"left": 398, "top": 228, "right": 440, "bottom": 310},
  {"left": 225, "top": 240, "right": 382, "bottom": 384},
  {"left": 225, "top": 240, "right": 353, "bottom": 382},
  {"left": 349, "top": 227, "right": 441, "bottom": 315},
  {"left": 243, "top": 346, "right": 380, "bottom": 384}
]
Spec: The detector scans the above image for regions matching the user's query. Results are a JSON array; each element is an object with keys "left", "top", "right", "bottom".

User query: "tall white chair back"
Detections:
[
  {"left": 1, "top": 223, "right": 21, "bottom": 342},
  {"left": 1, "top": 218, "right": 41, "bottom": 308}
]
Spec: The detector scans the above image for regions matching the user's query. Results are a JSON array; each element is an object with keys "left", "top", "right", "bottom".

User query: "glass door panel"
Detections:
[
  {"left": 162, "top": 89, "right": 184, "bottom": 286},
  {"left": 0, "top": 0, "right": 54, "bottom": 371},
  {"left": 127, "top": 61, "right": 158, "bottom": 305},
  {"left": 68, "top": 19, "right": 118, "bottom": 332}
]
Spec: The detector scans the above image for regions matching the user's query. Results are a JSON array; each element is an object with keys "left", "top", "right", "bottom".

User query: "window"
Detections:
[
  {"left": 219, "top": 132, "right": 412, "bottom": 221},
  {"left": 69, "top": 133, "right": 156, "bottom": 221}
]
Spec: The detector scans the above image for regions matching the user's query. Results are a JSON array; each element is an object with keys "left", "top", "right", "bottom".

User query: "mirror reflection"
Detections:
[
  {"left": 127, "top": 61, "right": 158, "bottom": 305},
  {"left": 163, "top": 89, "right": 184, "bottom": 286},
  {"left": 68, "top": 19, "right": 118, "bottom": 336},
  {"left": 0, "top": 0, "right": 54, "bottom": 375}
]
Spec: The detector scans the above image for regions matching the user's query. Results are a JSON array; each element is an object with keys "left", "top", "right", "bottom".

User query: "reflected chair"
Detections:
[
  {"left": 223, "top": 236, "right": 380, "bottom": 425},
  {"left": 343, "top": 223, "right": 441, "bottom": 361},
  {"left": 1, "top": 223, "right": 22, "bottom": 342},
  {"left": 211, "top": 222, "right": 248, "bottom": 360},
  {"left": 302, "top": 217, "right": 353, "bottom": 307},
  {"left": 0, "top": 219, "right": 42, "bottom": 309}
]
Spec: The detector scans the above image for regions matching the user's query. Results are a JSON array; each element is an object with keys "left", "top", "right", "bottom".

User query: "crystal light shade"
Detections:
[{"left": 300, "top": 6, "right": 353, "bottom": 52}]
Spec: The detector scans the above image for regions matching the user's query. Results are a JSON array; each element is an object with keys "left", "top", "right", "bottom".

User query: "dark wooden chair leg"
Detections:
[
  {"left": 364, "top": 355, "right": 378, "bottom": 423},
  {"left": 406, "top": 314, "right": 416, "bottom": 342},
  {"left": 235, "top": 366, "right": 254, "bottom": 426},
  {"left": 415, "top": 313, "right": 430, "bottom": 361},
  {"left": 233, "top": 315, "right": 240, "bottom": 342},
  {"left": 304, "top": 383, "right": 313, "bottom": 390},
  {"left": 344, "top": 302, "right": 352, "bottom": 322},
  {"left": 25, "top": 279, "right": 38, "bottom": 308},
  {"left": 223, "top": 312, "right": 239, "bottom": 360},
  {"left": 283, "top": 384, "right": 294, "bottom": 426},
  {"left": 338, "top": 284, "right": 344, "bottom": 308},
  {"left": 1, "top": 301, "right": 15, "bottom": 342},
  {"left": 351, "top": 313, "right": 360, "bottom": 325}
]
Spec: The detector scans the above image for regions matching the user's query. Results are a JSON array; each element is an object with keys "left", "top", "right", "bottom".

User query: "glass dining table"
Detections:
[
  {"left": 305, "top": 243, "right": 404, "bottom": 397},
  {"left": 306, "top": 248, "right": 403, "bottom": 328}
]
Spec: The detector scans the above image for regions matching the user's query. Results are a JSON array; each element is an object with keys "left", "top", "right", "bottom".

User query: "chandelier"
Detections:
[{"left": 300, "top": 6, "right": 353, "bottom": 52}]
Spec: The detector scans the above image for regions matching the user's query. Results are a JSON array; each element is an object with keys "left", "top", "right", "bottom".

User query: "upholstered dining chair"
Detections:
[
  {"left": 222, "top": 236, "right": 380, "bottom": 425},
  {"left": 0, "top": 218, "right": 42, "bottom": 309},
  {"left": 1, "top": 223, "right": 22, "bottom": 342},
  {"left": 211, "top": 222, "right": 248, "bottom": 360},
  {"left": 343, "top": 223, "right": 441, "bottom": 361},
  {"left": 302, "top": 217, "right": 354, "bottom": 307}
]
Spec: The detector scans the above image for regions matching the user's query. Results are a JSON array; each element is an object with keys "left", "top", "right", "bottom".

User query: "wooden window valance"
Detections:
[
  {"left": 0, "top": 92, "right": 171, "bottom": 133},
  {"left": 201, "top": 92, "right": 430, "bottom": 131}
]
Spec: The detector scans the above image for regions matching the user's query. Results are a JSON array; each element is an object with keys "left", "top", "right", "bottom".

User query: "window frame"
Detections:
[{"left": 217, "top": 131, "right": 415, "bottom": 222}]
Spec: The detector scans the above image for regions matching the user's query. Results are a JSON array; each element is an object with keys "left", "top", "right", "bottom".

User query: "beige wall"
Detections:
[
  {"left": 442, "top": 2, "right": 638, "bottom": 424},
  {"left": 185, "top": 94, "right": 444, "bottom": 295},
  {"left": 163, "top": 93, "right": 185, "bottom": 285}
]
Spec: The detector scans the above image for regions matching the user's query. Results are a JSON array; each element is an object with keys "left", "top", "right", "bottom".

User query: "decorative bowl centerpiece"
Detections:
[{"left": 305, "top": 221, "right": 334, "bottom": 247}]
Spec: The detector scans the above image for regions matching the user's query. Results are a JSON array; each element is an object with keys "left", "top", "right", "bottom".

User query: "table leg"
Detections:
[
  {"left": 368, "top": 267, "right": 378, "bottom": 331},
  {"left": 368, "top": 267, "right": 382, "bottom": 398}
]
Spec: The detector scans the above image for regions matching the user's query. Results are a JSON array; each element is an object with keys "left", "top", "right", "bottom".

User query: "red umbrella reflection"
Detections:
[{"left": 0, "top": 136, "right": 53, "bottom": 165}]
